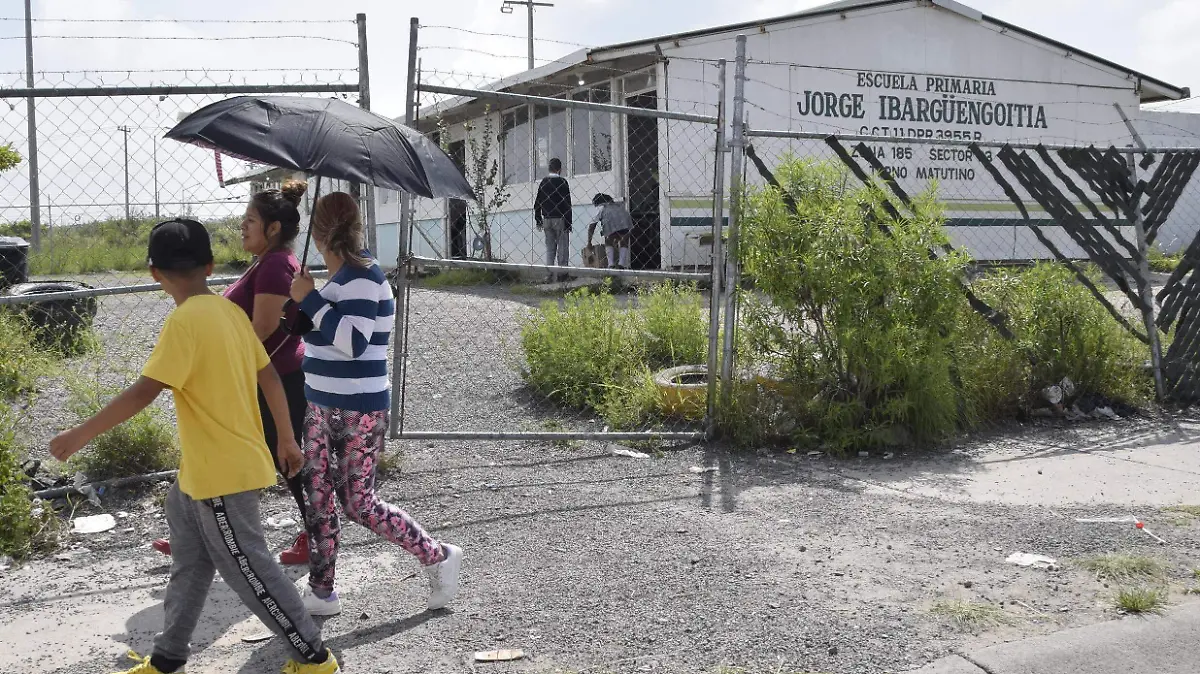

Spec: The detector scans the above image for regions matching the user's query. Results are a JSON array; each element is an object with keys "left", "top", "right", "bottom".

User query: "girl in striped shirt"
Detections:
[{"left": 289, "top": 191, "right": 462, "bottom": 616}]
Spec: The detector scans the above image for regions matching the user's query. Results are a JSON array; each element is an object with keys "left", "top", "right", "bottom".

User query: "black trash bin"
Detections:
[{"left": 0, "top": 236, "right": 29, "bottom": 291}]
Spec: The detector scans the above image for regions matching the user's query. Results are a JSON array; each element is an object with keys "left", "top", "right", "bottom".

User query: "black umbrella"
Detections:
[
  {"left": 165, "top": 95, "right": 474, "bottom": 199},
  {"left": 166, "top": 95, "right": 474, "bottom": 335}
]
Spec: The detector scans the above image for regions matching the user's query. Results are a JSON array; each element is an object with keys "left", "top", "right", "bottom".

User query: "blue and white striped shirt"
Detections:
[{"left": 299, "top": 256, "right": 394, "bottom": 413}]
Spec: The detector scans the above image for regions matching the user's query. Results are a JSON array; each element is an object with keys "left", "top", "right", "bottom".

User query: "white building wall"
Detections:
[{"left": 653, "top": 1, "right": 1177, "bottom": 263}]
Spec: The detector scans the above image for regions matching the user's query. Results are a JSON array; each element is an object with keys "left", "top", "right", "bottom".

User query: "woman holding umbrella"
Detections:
[{"left": 152, "top": 181, "right": 312, "bottom": 566}]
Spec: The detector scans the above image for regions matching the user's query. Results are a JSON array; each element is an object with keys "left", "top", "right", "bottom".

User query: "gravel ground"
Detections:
[{"left": 3, "top": 428, "right": 1199, "bottom": 674}]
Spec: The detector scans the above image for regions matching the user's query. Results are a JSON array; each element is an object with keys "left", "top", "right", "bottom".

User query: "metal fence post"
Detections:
[
  {"left": 24, "top": 0, "right": 42, "bottom": 251},
  {"left": 390, "top": 17, "right": 419, "bottom": 438},
  {"left": 1127, "top": 147, "right": 1166, "bottom": 401},
  {"left": 705, "top": 58, "right": 728, "bottom": 436},
  {"left": 356, "top": 13, "right": 379, "bottom": 254},
  {"left": 719, "top": 35, "right": 747, "bottom": 405}
]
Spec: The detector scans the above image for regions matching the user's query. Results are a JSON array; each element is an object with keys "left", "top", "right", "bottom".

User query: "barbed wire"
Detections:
[
  {"left": 0, "top": 34, "right": 358, "bottom": 45},
  {"left": 0, "top": 17, "right": 352, "bottom": 24},
  {"left": 0, "top": 67, "right": 355, "bottom": 76}
]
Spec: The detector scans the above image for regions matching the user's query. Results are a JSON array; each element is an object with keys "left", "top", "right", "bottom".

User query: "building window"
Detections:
[
  {"left": 570, "top": 85, "right": 613, "bottom": 175},
  {"left": 534, "top": 105, "right": 568, "bottom": 178},
  {"left": 501, "top": 107, "right": 531, "bottom": 184}
]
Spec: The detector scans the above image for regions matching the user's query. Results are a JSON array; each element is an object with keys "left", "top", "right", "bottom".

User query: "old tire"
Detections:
[
  {"left": 5, "top": 281, "right": 99, "bottom": 353},
  {"left": 653, "top": 365, "right": 709, "bottom": 420}
]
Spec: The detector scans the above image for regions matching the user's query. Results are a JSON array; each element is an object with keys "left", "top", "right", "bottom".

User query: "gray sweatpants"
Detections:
[{"left": 154, "top": 483, "right": 326, "bottom": 665}]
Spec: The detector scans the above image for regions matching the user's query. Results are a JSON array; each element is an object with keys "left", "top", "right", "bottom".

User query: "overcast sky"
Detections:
[{"left": 1, "top": 0, "right": 1198, "bottom": 117}]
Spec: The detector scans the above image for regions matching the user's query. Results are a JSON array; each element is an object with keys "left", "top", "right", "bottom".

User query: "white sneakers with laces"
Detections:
[{"left": 424, "top": 544, "right": 463, "bottom": 610}]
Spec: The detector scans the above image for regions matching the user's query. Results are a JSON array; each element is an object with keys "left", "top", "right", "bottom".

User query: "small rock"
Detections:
[
  {"left": 833, "top": 571, "right": 845, "bottom": 577},
  {"left": 799, "top": 545, "right": 808, "bottom": 553},
  {"left": 689, "top": 555, "right": 701, "bottom": 565},
  {"left": 886, "top": 545, "right": 892, "bottom": 550},
  {"left": 769, "top": 602, "right": 780, "bottom": 609},
  {"left": 676, "top": 528, "right": 688, "bottom": 534},
  {"left": 1038, "top": 469, "right": 1043, "bottom": 475},
  {"left": 359, "top": 611, "right": 370, "bottom": 620},
  {"left": 828, "top": 646, "right": 839, "bottom": 656},
  {"left": 962, "top": 581, "right": 974, "bottom": 589}
]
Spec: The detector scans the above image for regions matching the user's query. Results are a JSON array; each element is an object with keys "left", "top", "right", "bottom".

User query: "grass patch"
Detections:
[
  {"left": 1079, "top": 553, "right": 1169, "bottom": 582},
  {"left": 930, "top": 599, "right": 1014, "bottom": 630},
  {"left": 29, "top": 216, "right": 248, "bottom": 275},
  {"left": 420, "top": 267, "right": 522, "bottom": 288},
  {"left": 639, "top": 282, "right": 708, "bottom": 368},
  {"left": 1113, "top": 586, "right": 1168, "bottom": 614},
  {"left": 66, "top": 379, "right": 178, "bottom": 481},
  {"left": 1148, "top": 246, "right": 1183, "bottom": 273},
  {"left": 375, "top": 448, "right": 403, "bottom": 480},
  {"left": 0, "top": 405, "right": 60, "bottom": 560},
  {"left": 1165, "top": 505, "right": 1200, "bottom": 518},
  {"left": 0, "top": 311, "right": 52, "bottom": 401}
]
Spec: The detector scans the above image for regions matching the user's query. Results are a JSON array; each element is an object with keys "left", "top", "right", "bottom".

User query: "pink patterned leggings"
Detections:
[{"left": 302, "top": 403, "right": 444, "bottom": 593}]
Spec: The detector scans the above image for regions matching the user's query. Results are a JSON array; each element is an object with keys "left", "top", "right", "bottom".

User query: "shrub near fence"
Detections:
[{"left": 722, "top": 158, "right": 1150, "bottom": 452}]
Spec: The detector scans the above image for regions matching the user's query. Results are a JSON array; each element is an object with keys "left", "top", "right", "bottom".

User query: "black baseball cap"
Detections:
[{"left": 148, "top": 218, "right": 213, "bottom": 270}]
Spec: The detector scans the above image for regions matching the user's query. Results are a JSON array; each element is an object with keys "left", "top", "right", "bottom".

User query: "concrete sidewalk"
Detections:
[{"left": 916, "top": 601, "right": 1200, "bottom": 673}]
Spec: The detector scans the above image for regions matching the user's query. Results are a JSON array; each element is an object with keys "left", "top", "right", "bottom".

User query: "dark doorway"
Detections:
[
  {"left": 448, "top": 140, "right": 468, "bottom": 259},
  {"left": 625, "top": 91, "right": 661, "bottom": 270}
]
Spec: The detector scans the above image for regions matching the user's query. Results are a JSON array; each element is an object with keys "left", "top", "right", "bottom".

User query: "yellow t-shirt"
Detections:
[{"left": 142, "top": 294, "right": 277, "bottom": 500}]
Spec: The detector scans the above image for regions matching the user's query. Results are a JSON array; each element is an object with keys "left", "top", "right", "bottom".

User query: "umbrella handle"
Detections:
[{"left": 300, "top": 174, "right": 323, "bottom": 271}]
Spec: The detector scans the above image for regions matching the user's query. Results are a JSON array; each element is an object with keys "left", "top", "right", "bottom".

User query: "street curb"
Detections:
[
  {"left": 911, "top": 601, "right": 1200, "bottom": 674},
  {"left": 909, "top": 654, "right": 986, "bottom": 673}
]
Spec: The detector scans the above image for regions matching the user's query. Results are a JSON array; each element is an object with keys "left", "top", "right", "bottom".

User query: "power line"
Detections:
[{"left": 419, "top": 24, "right": 589, "bottom": 48}]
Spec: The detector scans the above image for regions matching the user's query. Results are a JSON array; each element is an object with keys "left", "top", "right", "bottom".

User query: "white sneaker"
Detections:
[
  {"left": 424, "top": 544, "right": 462, "bottom": 610},
  {"left": 300, "top": 586, "right": 342, "bottom": 616}
]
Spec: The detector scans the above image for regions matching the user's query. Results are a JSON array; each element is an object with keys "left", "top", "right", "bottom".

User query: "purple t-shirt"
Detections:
[{"left": 223, "top": 249, "right": 304, "bottom": 375}]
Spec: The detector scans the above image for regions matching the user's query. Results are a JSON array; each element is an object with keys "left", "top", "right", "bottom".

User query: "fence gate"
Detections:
[{"left": 389, "top": 21, "right": 728, "bottom": 442}]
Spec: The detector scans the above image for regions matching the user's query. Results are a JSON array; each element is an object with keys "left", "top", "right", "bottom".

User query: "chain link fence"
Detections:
[
  {"left": 389, "top": 36, "right": 727, "bottom": 441},
  {"left": 0, "top": 20, "right": 364, "bottom": 488},
  {"left": 9, "top": 17, "right": 1200, "bottom": 489},
  {"left": 730, "top": 51, "right": 1200, "bottom": 409}
]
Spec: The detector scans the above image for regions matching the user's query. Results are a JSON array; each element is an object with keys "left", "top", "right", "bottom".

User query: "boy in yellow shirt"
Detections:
[{"left": 50, "top": 219, "right": 338, "bottom": 674}]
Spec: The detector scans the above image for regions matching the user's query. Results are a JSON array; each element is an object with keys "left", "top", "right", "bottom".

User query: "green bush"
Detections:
[
  {"left": 639, "top": 282, "right": 708, "bottom": 368},
  {"left": 1148, "top": 246, "right": 1182, "bottom": 273},
  {"left": 520, "top": 286, "right": 646, "bottom": 411},
  {"left": 519, "top": 282, "right": 711, "bottom": 428},
  {"left": 970, "top": 263, "right": 1149, "bottom": 407},
  {"left": 0, "top": 311, "right": 51, "bottom": 401},
  {"left": 0, "top": 405, "right": 58, "bottom": 560},
  {"left": 735, "top": 158, "right": 967, "bottom": 452},
  {"left": 67, "top": 379, "right": 178, "bottom": 481}
]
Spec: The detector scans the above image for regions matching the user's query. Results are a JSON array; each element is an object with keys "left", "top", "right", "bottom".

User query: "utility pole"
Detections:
[
  {"left": 500, "top": 0, "right": 554, "bottom": 70},
  {"left": 24, "top": 0, "right": 42, "bottom": 250},
  {"left": 117, "top": 125, "right": 130, "bottom": 224}
]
